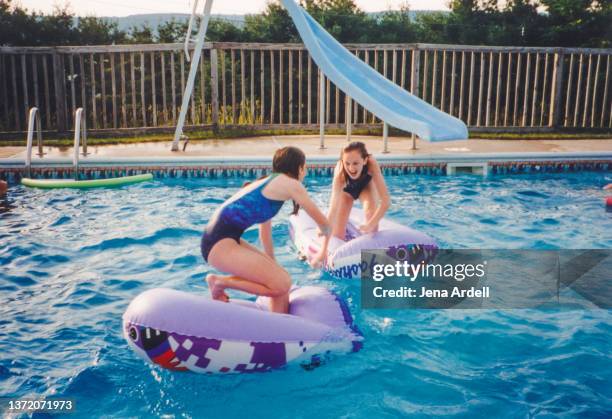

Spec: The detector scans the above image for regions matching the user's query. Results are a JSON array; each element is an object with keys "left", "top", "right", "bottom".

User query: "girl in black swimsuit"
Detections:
[{"left": 327, "top": 142, "right": 391, "bottom": 240}]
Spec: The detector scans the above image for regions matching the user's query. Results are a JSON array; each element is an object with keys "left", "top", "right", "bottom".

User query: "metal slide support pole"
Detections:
[
  {"left": 171, "top": 0, "right": 214, "bottom": 151},
  {"left": 345, "top": 95, "right": 352, "bottom": 142},
  {"left": 319, "top": 71, "right": 326, "bottom": 149},
  {"left": 382, "top": 122, "right": 389, "bottom": 153}
]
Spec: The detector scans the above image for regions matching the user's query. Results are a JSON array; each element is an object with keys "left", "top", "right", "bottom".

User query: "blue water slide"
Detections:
[{"left": 281, "top": 0, "right": 468, "bottom": 141}]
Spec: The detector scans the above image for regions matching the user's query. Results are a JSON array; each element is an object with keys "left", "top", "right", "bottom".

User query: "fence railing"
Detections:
[{"left": 0, "top": 42, "right": 610, "bottom": 135}]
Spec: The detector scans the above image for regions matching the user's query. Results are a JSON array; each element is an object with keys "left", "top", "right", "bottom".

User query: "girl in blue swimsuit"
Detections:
[
  {"left": 202, "top": 147, "right": 331, "bottom": 313},
  {"left": 327, "top": 142, "right": 391, "bottom": 239}
]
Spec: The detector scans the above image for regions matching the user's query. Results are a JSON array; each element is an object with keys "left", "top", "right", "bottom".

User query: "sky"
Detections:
[{"left": 15, "top": 0, "right": 450, "bottom": 17}]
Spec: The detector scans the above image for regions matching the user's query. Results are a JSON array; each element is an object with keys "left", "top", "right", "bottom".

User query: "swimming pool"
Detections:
[{"left": 1, "top": 171, "right": 611, "bottom": 417}]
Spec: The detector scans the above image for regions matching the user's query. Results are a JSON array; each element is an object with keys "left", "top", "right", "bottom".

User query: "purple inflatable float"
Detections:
[
  {"left": 290, "top": 208, "right": 439, "bottom": 279},
  {"left": 123, "top": 286, "right": 362, "bottom": 374}
]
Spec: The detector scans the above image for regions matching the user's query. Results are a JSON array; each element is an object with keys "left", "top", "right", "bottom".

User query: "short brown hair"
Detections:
[
  {"left": 273, "top": 146, "right": 306, "bottom": 180},
  {"left": 272, "top": 146, "right": 306, "bottom": 214}
]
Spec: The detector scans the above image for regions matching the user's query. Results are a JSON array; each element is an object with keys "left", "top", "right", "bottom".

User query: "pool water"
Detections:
[{"left": 1, "top": 171, "right": 611, "bottom": 417}]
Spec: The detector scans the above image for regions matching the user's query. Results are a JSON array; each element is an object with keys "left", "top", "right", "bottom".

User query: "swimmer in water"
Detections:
[
  {"left": 326, "top": 142, "right": 390, "bottom": 239},
  {"left": 201, "top": 146, "right": 331, "bottom": 313}
]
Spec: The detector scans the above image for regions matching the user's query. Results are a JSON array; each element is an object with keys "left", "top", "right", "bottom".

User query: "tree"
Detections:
[
  {"left": 37, "top": 4, "right": 75, "bottom": 45},
  {"left": 374, "top": 5, "right": 417, "bottom": 43},
  {"left": 129, "top": 25, "right": 155, "bottom": 44},
  {"left": 414, "top": 12, "right": 453, "bottom": 44},
  {"left": 157, "top": 19, "right": 187, "bottom": 43},
  {"left": 499, "top": 0, "right": 545, "bottom": 46},
  {"left": 0, "top": 0, "right": 127, "bottom": 46},
  {"left": 539, "top": 0, "right": 612, "bottom": 47},
  {"left": 243, "top": 2, "right": 298, "bottom": 42},
  {"left": 303, "top": 0, "right": 373, "bottom": 43},
  {"left": 77, "top": 17, "right": 127, "bottom": 45},
  {"left": 0, "top": 0, "right": 37, "bottom": 46},
  {"left": 207, "top": 18, "right": 244, "bottom": 42}
]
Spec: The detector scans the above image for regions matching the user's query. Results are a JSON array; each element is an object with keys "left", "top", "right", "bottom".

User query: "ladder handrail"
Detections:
[
  {"left": 184, "top": 0, "right": 200, "bottom": 61},
  {"left": 25, "top": 107, "right": 43, "bottom": 177},
  {"left": 73, "top": 108, "right": 87, "bottom": 179},
  {"left": 172, "top": 0, "right": 214, "bottom": 151}
]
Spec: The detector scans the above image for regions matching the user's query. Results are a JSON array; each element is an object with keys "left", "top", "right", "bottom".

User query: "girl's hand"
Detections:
[
  {"left": 359, "top": 221, "right": 377, "bottom": 234},
  {"left": 316, "top": 223, "right": 332, "bottom": 237},
  {"left": 308, "top": 251, "right": 327, "bottom": 269},
  {"left": 316, "top": 226, "right": 330, "bottom": 237}
]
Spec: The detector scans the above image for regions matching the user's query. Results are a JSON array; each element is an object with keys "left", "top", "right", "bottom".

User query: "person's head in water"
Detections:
[
  {"left": 273, "top": 146, "right": 306, "bottom": 182},
  {"left": 341, "top": 142, "right": 370, "bottom": 181},
  {"left": 0, "top": 180, "right": 7, "bottom": 195}
]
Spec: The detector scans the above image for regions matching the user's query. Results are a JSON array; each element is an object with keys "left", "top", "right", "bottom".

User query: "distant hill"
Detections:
[
  {"left": 368, "top": 10, "right": 443, "bottom": 21},
  {"left": 103, "top": 14, "right": 246, "bottom": 32},
  {"left": 102, "top": 11, "right": 444, "bottom": 32}
]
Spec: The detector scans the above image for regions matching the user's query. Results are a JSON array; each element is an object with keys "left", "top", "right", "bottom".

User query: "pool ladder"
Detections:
[
  {"left": 24, "top": 107, "right": 44, "bottom": 177},
  {"left": 72, "top": 108, "right": 89, "bottom": 179},
  {"left": 25, "top": 107, "right": 89, "bottom": 179}
]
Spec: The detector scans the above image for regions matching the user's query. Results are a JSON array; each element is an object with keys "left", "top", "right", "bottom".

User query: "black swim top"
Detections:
[{"left": 343, "top": 166, "right": 372, "bottom": 200}]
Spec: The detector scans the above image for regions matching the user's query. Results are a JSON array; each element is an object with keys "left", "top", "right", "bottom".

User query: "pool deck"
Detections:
[{"left": 1, "top": 135, "right": 612, "bottom": 161}]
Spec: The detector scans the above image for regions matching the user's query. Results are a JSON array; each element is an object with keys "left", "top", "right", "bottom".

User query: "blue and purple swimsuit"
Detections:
[{"left": 201, "top": 174, "right": 284, "bottom": 262}]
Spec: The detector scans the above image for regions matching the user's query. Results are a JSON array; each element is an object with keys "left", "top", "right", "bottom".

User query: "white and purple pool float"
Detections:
[
  {"left": 123, "top": 286, "right": 362, "bottom": 374},
  {"left": 290, "top": 208, "right": 439, "bottom": 279}
]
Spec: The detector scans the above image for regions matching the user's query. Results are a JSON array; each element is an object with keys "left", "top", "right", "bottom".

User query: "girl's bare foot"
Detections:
[{"left": 205, "top": 274, "right": 229, "bottom": 302}]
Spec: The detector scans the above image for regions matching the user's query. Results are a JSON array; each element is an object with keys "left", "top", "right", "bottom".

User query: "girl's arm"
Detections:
[
  {"left": 326, "top": 161, "right": 344, "bottom": 223},
  {"left": 363, "top": 157, "right": 391, "bottom": 231},
  {"left": 289, "top": 180, "right": 332, "bottom": 267},
  {"left": 259, "top": 220, "right": 275, "bottom": 260}
]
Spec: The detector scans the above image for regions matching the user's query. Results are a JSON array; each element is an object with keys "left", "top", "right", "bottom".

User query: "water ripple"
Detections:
[{"left": 79, "top": 227, "right": 201, "bottom": 251}]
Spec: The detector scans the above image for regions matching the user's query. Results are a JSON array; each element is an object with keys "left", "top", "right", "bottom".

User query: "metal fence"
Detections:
[{"left": 0, "top": 42, "right": 610, "bottom": 135}]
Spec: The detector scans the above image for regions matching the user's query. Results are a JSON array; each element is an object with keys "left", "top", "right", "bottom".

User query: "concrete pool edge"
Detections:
[
  {"left": 1, "top": 151, "right": 610, "bottom": 182},
  {"left": 1, "top": 151, "right": 612, "bottom": 166}
]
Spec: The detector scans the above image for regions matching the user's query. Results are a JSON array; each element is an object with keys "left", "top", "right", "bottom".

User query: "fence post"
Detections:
[
  {"left": 210, "top": 48, "right": 219, "bottom": 128},
  {"left": 52, "top": 50, "right": 67, "bottom": 132},
  {"left": 410, "top": 46, "right": 421, "bottom": 149},
  {"left": 319, "top": 70, "right": 326, "bottom": 149},
  {"left": 549, "top": 51, "right": 565, "bottom": 128}
]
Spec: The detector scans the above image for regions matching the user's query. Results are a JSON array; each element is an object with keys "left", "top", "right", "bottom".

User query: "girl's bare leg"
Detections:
[
  {"left": 331, "top": 192, "right": 354, "bottom": 239},
  {"left": 206, "top": 238, "right": 291, "bottom": 313},
  {"left": 359, "top": 183, "right": 379, "bottom": 232}
]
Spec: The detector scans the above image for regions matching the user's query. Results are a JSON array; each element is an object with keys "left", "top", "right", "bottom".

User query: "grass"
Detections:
[
  {"left": 0, "top": 126, "right": 610, "bottom": 147},
  {"left": 468, "top": 132, "right": 612, "bottom": 140}
]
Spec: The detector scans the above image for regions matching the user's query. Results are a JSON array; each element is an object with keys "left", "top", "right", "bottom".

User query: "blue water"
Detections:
[{"left": 1, "top": 172, "right": 611, "bottom": 418}]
